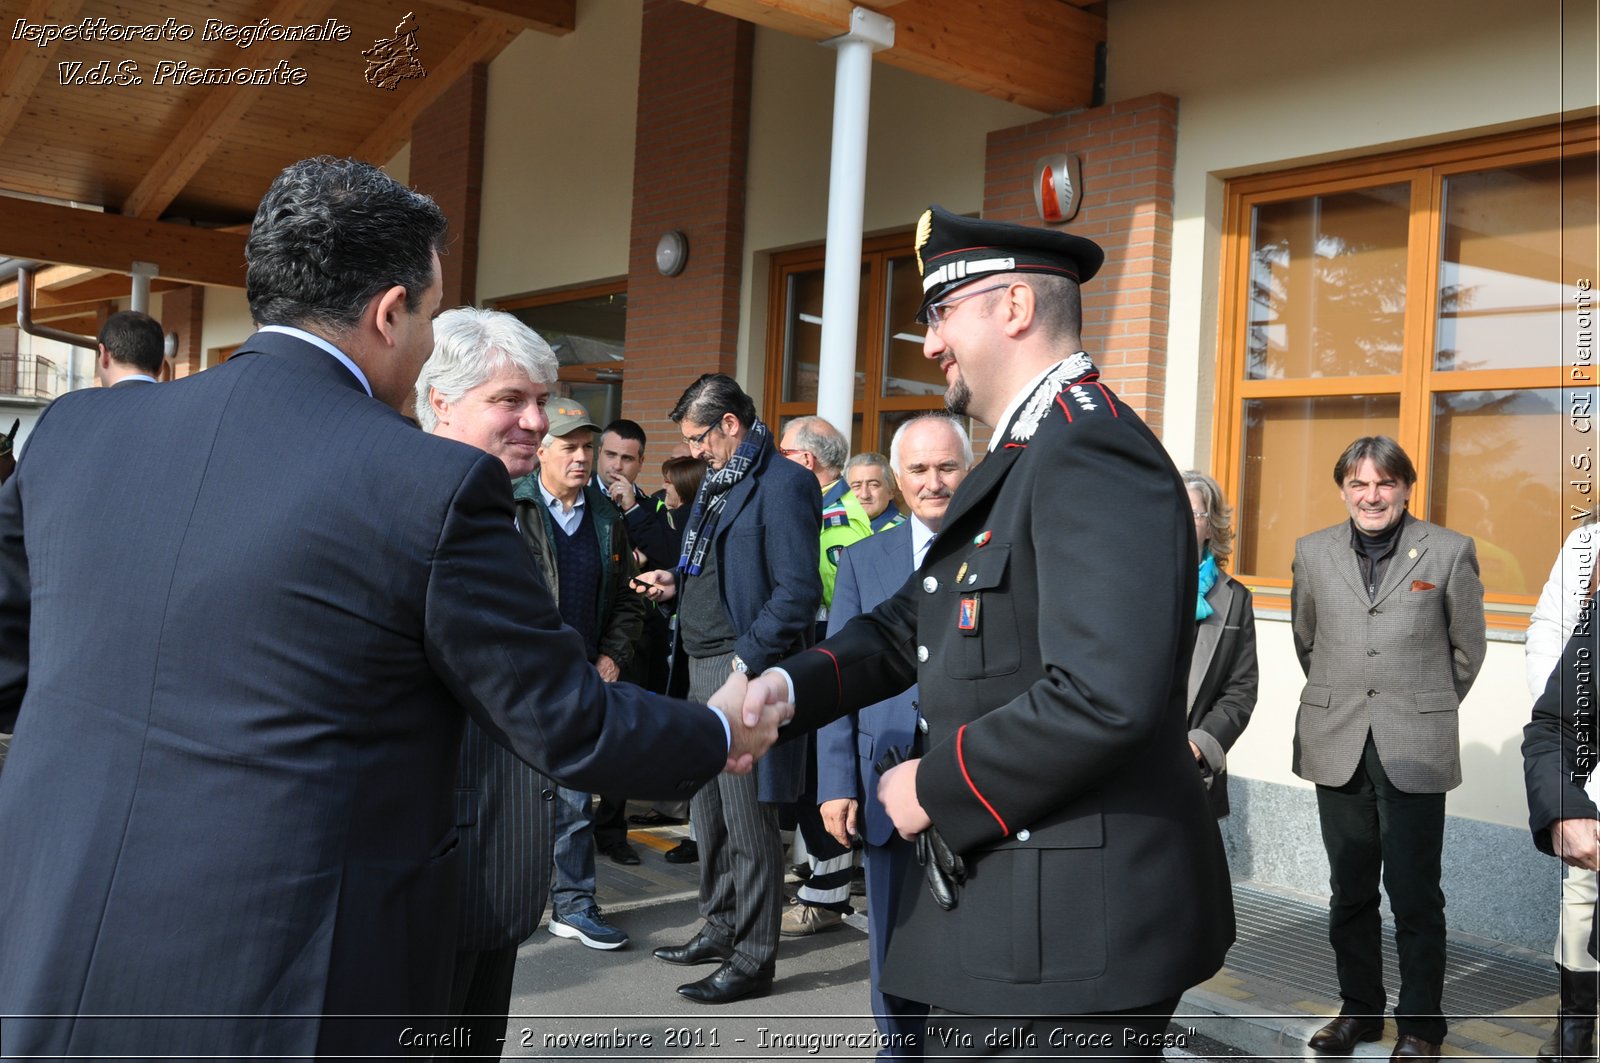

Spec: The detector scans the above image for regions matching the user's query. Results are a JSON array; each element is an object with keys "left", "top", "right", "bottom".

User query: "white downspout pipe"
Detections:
[{"left": 815, "top": 7, "right": 893, "bottom": 450}]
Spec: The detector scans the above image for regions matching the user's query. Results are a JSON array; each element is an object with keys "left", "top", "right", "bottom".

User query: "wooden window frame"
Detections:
[
  {"left": 489, "top": 277, "right": 627, "bottom": 387},
  {"left": 1213, "top": 123, "right": 1599, "bottom": 626},
  {"left": 763, "top": 230, "right": 943, "bottom": 454}
]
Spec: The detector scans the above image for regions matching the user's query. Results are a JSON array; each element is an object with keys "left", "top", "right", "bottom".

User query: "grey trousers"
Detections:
[{"left": 687, "top": 651, "right": 782, "bottom": 976}]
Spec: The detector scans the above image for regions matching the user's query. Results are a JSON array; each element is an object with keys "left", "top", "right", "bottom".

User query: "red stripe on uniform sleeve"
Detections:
[
  {"left": 1054, "top": 394, "right": 1074, "bottom": 422},
  {"left": 955, "top": 724, "right": 1008, "bottom": 835},
  {"left": 811, "top": 647, "right": 843, "bottom": 706}
]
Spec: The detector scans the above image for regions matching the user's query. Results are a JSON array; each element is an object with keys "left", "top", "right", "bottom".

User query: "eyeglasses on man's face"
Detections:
[
  {"left": 921, "top": 283, "right": 1010, "bottom": 331},
  {"left": 683, "top": 420, "right": 722, "bottom": 450}
]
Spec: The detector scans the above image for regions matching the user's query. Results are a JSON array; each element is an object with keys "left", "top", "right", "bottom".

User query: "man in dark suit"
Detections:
[
  {"left": 0, "top": 157, "right": 779, "bottom": 1060},
  {"left": 638, "top": 373, "right": 822, "bottom": 1005},
  {"left": 739, "top": 206, "right": 1235, "bottom": 1055},
  {"left": 1293, "top": 436, "right": 1485, "bottom": 1061},
  {"left": 94, "top": 309, "right": 165, "bottom": 387},
  {"left": 817, "top": 412, "right": 972, "bottom": 1058},
  {"left": 416, "top": 305, "right": 562, "bottom": 1055}
]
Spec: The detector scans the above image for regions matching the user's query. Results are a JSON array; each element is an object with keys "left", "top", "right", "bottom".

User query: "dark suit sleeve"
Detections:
[
  {"left": 1444, "top": 536, "right": 1487, "bottom": 700},
  {"left": 1193, "top": 585, "right": 1259, "bottom": 755},
  {"left": 624, "top": 500, "right": 679, "bottom": 573},
  {"left": 1523, "top": 630, "right": 1600, "bottom": 854},
  {"left": 423, "top": 454, "right": 725, "bottom": 798},
  {"left": 734, "top": 468, "right": 823, "bottom": 671},
  {"left": 816, "top": 540, "right": 868, "bottom": 804}
]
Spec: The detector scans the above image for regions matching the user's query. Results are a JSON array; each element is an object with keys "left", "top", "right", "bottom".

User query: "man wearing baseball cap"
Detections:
[
  {"left": 740, "top": 205, "right": 1236, "bottom": 1056},
  {"left": 517, "top": 396, "right": 645, "bottom": 952}
]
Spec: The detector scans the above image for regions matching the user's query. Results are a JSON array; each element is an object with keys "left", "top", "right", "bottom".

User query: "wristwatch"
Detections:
[{"left": 732, "top": 654, "right": 749, "bottom": 674}]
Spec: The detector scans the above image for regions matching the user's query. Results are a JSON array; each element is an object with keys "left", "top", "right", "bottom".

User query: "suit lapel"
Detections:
[
  {"left": 938, "top": 445, "right": 1022, "bottom": 536},
  {"left": 1328, "top": 525, "right": 1370, "bottom": 602},
  {"left": 1373, "top": 517, "right": 1429, "bottom": 606}
]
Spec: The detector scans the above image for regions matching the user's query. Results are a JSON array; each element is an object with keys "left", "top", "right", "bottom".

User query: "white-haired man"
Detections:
[{"left": 416, "top": 306, "right": 559, "bottom": 1054}]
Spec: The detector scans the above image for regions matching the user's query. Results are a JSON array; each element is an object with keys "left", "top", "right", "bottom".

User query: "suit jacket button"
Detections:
[
  {"left": 1368, "top": 607, "right": 1379, "bottom": 615},
  {"left": 1366, "top": 648, "right": 1379, "bottom": 657},
  {"left": 541, "top": 789, "right": 555, "bottom": 801},
  {"left": 1367, "top": 689, "right": 1377, "bottom": 698},
  {"left": 917, "top": 716, "right": 929, "bottom": 734},
  {"left": 1015, "top": 829, "right": 1031, "bottom": 841},
  {"left": 922, "top": 576, "right": 938, "bottom": 593},
  {"left": 917, "top": 645, "right": 929, "bottom": 663}
]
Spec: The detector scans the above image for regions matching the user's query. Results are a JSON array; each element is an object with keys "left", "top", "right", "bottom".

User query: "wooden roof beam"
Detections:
[
  {"left": 120, "top": 0, "right": 337, "bottom": 219},
  {"left": 423, "top": 0, "right": 575, "bottom": 35},
  {"left": 680, "top": 0, "right": 1104, "bottom": 113},
  {"left": 1, "top": 198, "right": 246, "bottom": 288},
  {"left": 353, "top": 19, "right": 521, "bottom": 166}
]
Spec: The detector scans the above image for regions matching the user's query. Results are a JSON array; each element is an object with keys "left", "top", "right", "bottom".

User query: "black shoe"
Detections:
[
  {"left": 676, "top": 960, "right": 773, "bottom": 1004},
  {"left": 1309, "top": 1016, "right": 1384, "bottom": 1053},
  {"left": 653, "top": 930, "right": 732, "bottom": 966},
  {"left": 599, "top": 841, "right": 641, "bottom": 866},
  {"left": 664, "top": 840, "right": 698, "bottom": 864}
]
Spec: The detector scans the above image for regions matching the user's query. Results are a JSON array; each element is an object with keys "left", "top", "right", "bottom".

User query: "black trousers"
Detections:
[
  {"left": 1315, "top": 734, "right": 1448, "bottom": 1044},
  {"left": 443, "top": 944, "right": 519, "bottom": 1059},
  {"left": 923, "top": 997, "right": 1181, "bottom": 1058}
]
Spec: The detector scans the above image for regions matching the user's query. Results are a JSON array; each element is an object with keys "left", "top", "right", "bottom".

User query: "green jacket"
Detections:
[
  {"left": 511, "top": 476, "right": 645, "bottom": 672},
  {"left": 819, "top": 478, "right": 874, "bottom": 610}
]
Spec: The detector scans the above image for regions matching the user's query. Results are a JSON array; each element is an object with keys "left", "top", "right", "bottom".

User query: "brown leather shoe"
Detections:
[
  {"left": 1309, "top": 1015, "right": 1384, "bottom": 1053},
  {"left": 1389, "top": 1033, "right": 1440, "bottom": 1060}
]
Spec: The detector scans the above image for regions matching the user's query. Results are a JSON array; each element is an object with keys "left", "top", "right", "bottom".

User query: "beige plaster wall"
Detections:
[{"left": 476, "top": 0, "right": 643, "bottom": 303}]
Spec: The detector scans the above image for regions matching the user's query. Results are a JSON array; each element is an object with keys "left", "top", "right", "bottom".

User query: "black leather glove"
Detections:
[{"left": 877, "top": 745, "right": 967, "bottom": 910}]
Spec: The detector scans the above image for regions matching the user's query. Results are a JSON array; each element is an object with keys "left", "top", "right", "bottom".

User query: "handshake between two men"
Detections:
[{"left": 707, "top": 670, "right": 932, "bottom": 841}]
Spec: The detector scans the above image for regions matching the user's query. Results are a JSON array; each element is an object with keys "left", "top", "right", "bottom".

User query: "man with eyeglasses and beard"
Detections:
[{"left": 731, "top": 206, "right": 1234, "bottom": 1057}]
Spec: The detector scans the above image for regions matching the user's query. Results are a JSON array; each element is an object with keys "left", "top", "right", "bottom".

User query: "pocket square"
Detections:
[{"left": 1411, "top": 580, "right": 1435, "bottom": 591}]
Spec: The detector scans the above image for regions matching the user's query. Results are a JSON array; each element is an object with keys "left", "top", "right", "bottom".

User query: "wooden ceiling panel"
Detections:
[{"left": 0, "top": 0, "right": 1096, "bottom": 285}]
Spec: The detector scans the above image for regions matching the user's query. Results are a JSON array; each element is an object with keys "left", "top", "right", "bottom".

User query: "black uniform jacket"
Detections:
[{"left": 784, "top": 357, "right": 1236, "bottom": 1015}]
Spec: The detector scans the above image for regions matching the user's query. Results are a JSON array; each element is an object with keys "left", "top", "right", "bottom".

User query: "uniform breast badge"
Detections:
[{"left": 958, "top": 596, "right": 980, "bottom": 635}]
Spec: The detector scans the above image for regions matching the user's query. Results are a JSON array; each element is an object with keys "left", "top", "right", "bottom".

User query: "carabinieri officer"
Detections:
[{"left": 743, "top": 206, "right": 1236, "bottom": 1058}]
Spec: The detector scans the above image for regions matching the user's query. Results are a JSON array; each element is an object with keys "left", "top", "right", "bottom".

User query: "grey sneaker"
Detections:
[{"left": 549, "top": 904, "right": 629, "bottom": 950}]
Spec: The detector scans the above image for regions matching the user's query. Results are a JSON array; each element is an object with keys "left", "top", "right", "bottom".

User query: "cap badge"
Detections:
[{"left": 914, "top": 209, "right": 933, "bottom": 275}]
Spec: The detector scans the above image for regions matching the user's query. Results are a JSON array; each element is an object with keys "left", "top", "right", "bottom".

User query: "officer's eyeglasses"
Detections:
[{"left": 921, "top": 283, "right": 1010, "bottom": 331}]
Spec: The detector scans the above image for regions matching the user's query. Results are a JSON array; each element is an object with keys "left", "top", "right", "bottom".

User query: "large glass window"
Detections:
[
  {"left": 1217, "top": 125, "right": 1597, "bottom": 612},
  {"left": 766, "top": 234, "right": 957, "bottom": 455}
]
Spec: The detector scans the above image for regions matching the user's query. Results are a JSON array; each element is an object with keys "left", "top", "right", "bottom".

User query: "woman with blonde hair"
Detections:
[{"left": 1182, "top": 470, "right": 1259, "bottom": 819}]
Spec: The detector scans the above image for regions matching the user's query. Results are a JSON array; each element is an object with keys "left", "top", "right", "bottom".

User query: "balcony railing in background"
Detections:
[{"left": 0, "top": 352, "right": 59, "bottom": 400}]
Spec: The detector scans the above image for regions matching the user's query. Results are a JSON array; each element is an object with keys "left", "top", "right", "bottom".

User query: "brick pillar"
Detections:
[
  {"left": 984, "top": 93, "right": 1178, "bottom": 433},
  {"left": 160, "top": 284, "right": 204, "bottom": 379},
  {"left": 622, "top": 0, "right": 753, "bottom": 446},
  {"left": 410, "top": 64, "right": 488, "bottom": 308}
]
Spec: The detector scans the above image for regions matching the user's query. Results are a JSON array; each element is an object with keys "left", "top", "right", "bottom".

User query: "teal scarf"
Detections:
[{"left": 1196, "top": 548, "right": 1219, "bottom": 621}]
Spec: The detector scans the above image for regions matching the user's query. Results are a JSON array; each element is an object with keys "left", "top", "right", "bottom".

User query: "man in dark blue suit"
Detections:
[
  {"left": 817, "top": 413, "right": 972, "bottom": 1059},
  {"left": 0, "top": 157, "right": 780, "bottom": 1060},
  {"left": 638, "top": 373, "right": 822, "bottom": 1005}
]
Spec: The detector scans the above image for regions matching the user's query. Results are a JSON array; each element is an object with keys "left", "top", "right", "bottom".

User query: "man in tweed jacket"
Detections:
[{"left": 1292, "top": 436, "right": 1485, "bottom": 1062}]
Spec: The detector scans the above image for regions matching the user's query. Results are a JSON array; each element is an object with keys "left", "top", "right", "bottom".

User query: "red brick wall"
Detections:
[
  {"left": 161, "top": 284, "right": 204, "bottom": 379},
  {"left": 984, "top": 93, "right": 1178, "bottom": 433},
  {"left": 410, "top": 63, "right": 488, "bottom": 309},
  {"left": 622, "top": 0, "right": 753, "bottom": 448}
]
